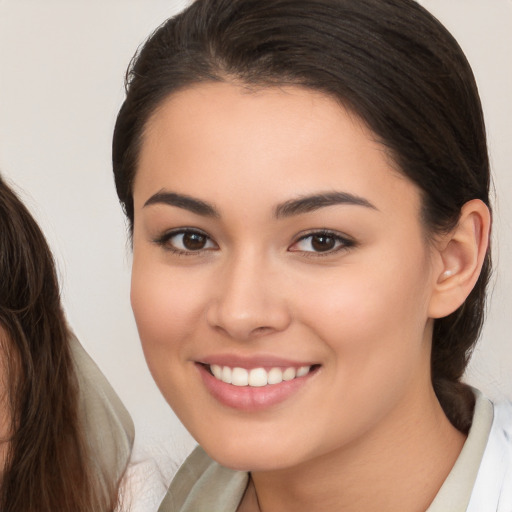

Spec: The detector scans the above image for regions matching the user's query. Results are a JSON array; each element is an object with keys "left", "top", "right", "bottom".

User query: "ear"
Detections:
[{"left": 428, "top": 199, "right": 491, "bottom": 319}]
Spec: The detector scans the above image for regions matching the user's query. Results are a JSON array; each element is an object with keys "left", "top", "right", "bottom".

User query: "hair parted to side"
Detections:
[
  {"left": 112, "top": 0, "right": 491, "bottom": 433},
  {"left": 0, "top": 175, "right": 119, "bottom": 511}
]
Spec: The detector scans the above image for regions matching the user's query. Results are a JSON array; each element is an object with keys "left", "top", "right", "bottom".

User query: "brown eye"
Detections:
[
  {"left": 155, "top": 229, "right": 217, "bottom": 253},
  {"left": 289, "top": 231, "right": 354, "bottom": 255},
  {"left": 182, "top": 232, "right": 208, "bottom": 250},
  {"left": 310, "top": 234, "right": 336, "bottom": 252}
]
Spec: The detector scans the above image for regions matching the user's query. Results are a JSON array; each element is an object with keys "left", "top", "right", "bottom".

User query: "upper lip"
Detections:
[{"left": 196, "top": 353, "right": 318, "bottom": 370}]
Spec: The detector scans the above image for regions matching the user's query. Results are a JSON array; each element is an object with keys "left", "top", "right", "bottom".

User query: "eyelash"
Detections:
[
  {"left": 289, "top": 230, "right": 355, "bottom": 257},
  {"left": 153, "top": 228, "right": 217, "bottom": 255},
  {"left": 153, "top": 228, "right": 355, "bottom": 256}
]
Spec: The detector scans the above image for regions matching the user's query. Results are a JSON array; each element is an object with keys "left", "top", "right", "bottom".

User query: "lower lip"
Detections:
[{"left": 197, "top": 364, "right": 317, "bottom": 411}]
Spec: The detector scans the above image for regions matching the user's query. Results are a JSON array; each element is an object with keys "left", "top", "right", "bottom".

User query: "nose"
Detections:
[{"left": 205, "top": 251, "right": 291, "bottom": 341}]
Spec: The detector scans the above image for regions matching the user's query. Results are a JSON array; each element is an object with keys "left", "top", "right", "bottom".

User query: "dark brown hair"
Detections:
[
  {"left": 0, "top": 175, "right": 119, "bottom": 511},
  {"left": 112, "top": 0, "right": 491, "bottom": 432}
]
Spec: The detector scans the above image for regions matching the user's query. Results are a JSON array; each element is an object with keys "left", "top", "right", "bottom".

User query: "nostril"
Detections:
[{"left": 252, "top": 326, "right": 274, "bottom": 336}]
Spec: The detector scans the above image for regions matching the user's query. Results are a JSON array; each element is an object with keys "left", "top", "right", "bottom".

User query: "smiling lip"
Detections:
[{"left": 196, "top": 357, "right": 319, "bottom": 411}]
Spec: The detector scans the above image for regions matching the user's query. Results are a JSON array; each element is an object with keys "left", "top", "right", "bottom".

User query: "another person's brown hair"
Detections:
[
  {"left": 0, "top": 174, "right": 120, "bottom": 511},
  {"left": 113, "top": 0, "right": 491, "bottom": 433}
]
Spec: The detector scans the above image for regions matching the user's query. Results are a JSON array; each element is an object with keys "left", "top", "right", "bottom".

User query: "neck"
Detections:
[{"left": 246, "top": 385, "right": 466, "bottom": 512}]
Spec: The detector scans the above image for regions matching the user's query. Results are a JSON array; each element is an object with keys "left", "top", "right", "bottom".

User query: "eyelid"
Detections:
[
  {"left": 288, "top": 229, "right": 355, "bottom": 255},
  {"left": 153, "top": 227, "right": 218, "bottom": 254}
]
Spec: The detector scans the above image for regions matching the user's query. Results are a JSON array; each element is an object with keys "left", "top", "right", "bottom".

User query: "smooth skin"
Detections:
[{"left": 131, "top": 82, "right": 490, "bottom": 512}]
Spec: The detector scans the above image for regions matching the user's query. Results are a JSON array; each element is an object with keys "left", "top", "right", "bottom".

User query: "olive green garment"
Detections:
[
  {"left": 158, "top": 389, "right": 493, "bottom": 512},
  {"left": 70, "top": 334, "right": 134, "bottom": 491}
]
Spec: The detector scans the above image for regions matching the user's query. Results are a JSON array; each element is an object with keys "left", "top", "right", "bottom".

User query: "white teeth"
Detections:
[
  {"left": 221, "top": 366, "right": 232, "bottom": 384},
  {"left": 209, "top": 364, "right": 312, "bottom": 387},
  {"left": 211, "top": 364, "right": 222, "bottom": 379},
  {"left": 231, "top": 367, "right": 249, "bottom": 386},
  {"left": 296, "top": 366, "right": 310, "bottom": 377},
  {"left": 267, "top": 367, "right": 283, "bottom": 385},
  {"left": 282, "top": 367, "right": 296, "bottom": 381},
  {"left": 248, "top": 368, "right": 268, "bottom": 387}
]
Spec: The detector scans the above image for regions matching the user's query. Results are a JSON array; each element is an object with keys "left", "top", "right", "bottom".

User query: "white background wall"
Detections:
[{"left": 0, "top": 0, "right": 511, "bottom": 479}]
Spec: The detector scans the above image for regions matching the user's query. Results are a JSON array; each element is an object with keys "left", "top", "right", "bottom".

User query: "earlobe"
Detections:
[{"left": 428, "top": 199, "right": 491, "bottom": 319}]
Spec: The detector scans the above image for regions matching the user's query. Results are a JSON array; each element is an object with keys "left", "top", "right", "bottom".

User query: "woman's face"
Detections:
[{"left": 131, "top": 82, "right": 443, "bottom": 471}]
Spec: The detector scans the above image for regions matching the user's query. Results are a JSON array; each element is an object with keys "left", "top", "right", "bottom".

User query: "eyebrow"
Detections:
[
  {"left": 143, "top": 190, "right": 376, "bottom": 219},
  {"left": 144, "top": 191, "right": 219, "bottom": 217},
  {"left": 274, "top": 192, "right": 377, "bottom": 218}
]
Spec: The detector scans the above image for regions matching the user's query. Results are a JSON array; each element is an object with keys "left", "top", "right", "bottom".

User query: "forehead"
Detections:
[{"left": 135, "top": 82, "right": 419, "bottom": 217}]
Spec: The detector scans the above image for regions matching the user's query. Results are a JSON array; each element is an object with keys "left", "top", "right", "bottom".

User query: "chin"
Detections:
[
  {"left": 208, "top": 450, "right": 288, "bottom": 473},
  {"left": 198, "top": 433, "right": 306, "bottom": 473}
]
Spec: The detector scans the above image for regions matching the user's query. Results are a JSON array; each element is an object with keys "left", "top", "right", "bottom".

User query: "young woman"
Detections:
[
  {"left": 0, "top": 174, "right": 134, "bottom": 511},
  {"left": 112, "top": 0, "right": 511, "bottom": 510}
]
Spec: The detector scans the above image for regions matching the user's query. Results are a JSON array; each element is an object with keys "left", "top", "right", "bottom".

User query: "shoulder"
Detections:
[
  {"left": 158, "top": 446, "right": 249, "bottom": 512},
  {"left": 467, "top": 395, "right": 512, "bottom": 511},
  {"left": 70, "top": 333, "right": 134, "bottom": 483}
]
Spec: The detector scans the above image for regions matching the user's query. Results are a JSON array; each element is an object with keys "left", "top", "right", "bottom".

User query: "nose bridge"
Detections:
[{"left": 206, "top": 246, "right": 290, "bottom": 339}]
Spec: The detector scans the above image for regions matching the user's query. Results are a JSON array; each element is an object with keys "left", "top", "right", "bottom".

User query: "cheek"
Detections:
[
  {"left": 298, "top": 249, "right": 433, "bottom": 370},
  {"left": 130, "top": 258, "right": 202, "bottom": 357},
  {"left": 293, "top": 258, "right": 433, "bottom": 439},
  {"left": 129, "top": 260, "right": 210, "bottom": 414}
]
